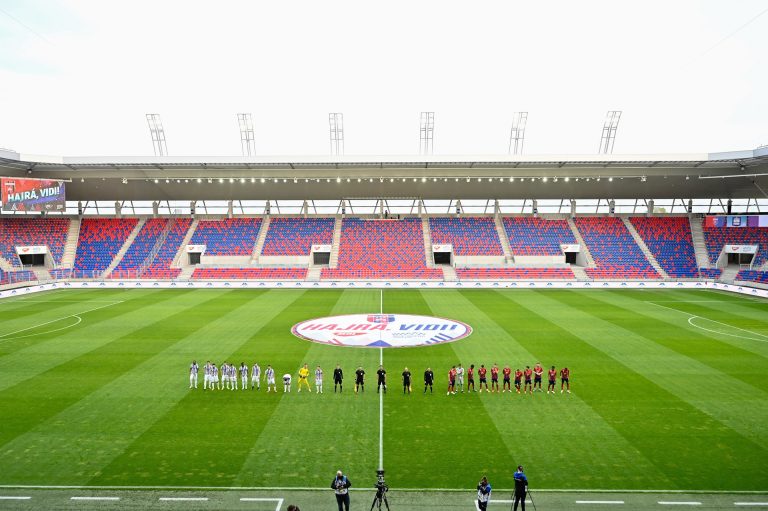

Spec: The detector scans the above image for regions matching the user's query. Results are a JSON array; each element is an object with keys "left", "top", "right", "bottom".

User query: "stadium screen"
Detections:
[{"left": 1, "top": 177, "right": 66, "bottom": 212}]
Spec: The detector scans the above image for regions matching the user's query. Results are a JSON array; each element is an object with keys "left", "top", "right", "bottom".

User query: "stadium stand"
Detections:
[
  {"left": 73, "top": 218, "right": 139, "bottom": 275},
  {"left": 699, "top": 268, "right": 722, "bottom": 279},
  {"left": 574, "top": 217, "right": 659, "bottom": 279},
  {"left": 0, "top": 217, "right": 70, "bottom": 267},
  {"left": 49, "top": 268, "right": 72, "bottom": 280},
  {"left": 503, "top": 217, "right": 576, "bottom": 255},
  {"left": 456, "top": 267, "right": 575, "bottom": 280},
  {"left": 702, "top": 225, "right": 768, "bottom": 267},
  {"left": 190, "top": 218, "right": 262, "bottom": 255},
  {"left": 428, "top": 217, "right": 503, "bottom": 255},
  {"left": 629, "top": 217, "right": 699, "bottom": 277},
  {"left": 192, "top": 267, "right": 308, "bottom": 280},
  {"left": 112, "top": 218, "right": 168, "bottom": 275},
  {"left": 0, "top": 269, "right": 37, "bottom": 285},
  {"left": 322, "top": 218, "right": 442, "bottom": 280},
  {"left": 261, "top": 217, "right": 335, "bottom": 256},
  {"left": 735, "top": 269, "right": 768, "bottom": 284},
  {"left": 113, "top": 218, "right": 192, "bottom": 279}
]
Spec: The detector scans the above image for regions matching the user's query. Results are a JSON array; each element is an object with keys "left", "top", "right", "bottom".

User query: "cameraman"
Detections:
[
  {"left": 476, "top": 476, "right": 492, "bottom": 511},
  {"left": 513, "top": 465, "right": 528, "bottom": 511},
  {"left": 331, "top": 470, "right": 351, "bottom": 511}
]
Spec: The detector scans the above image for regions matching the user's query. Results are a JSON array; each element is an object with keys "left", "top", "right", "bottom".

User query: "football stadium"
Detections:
[{"left": 1, "top": 2, "right": 768, "bottom": 510}]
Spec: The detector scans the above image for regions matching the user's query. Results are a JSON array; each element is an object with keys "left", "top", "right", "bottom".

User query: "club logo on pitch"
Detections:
[{"left": 291, "top": 314, "right": 472, "bottom": 348}]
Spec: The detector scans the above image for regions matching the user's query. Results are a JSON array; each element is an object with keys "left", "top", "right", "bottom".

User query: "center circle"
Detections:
[{"left": 291, "top": 313, "right": 472, "bottom": 348}]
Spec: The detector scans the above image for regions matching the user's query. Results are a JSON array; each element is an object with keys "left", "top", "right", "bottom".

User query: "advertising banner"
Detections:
[
  {"left": 310, "top": 244, "right": 332, "bottom": 252},
  {"left": 185, "top": 245, "right": 206, "bottom": 253},
  {"left": 727, "top": 215, "right": 749, "bottom": 227},
  {"left": 725, "top": 245, "right": 758, "bottom": 254},
  {"left": 1, "top": 178, "right": 66, "bottom": 212},
  {"left": 561, "top": 244, "right": 581, "bottom": 252},
  {"left": 432, "top": 244, "right": 453, "bottom": 252},
  {"left": 15, "top": 246, "right": 48, "bottom": 255}
]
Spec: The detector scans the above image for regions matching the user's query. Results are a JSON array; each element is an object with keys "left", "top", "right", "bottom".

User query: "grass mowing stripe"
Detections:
[
  {"left": 92, "top": 289, "right": 336, "bottom": 488},
  {"left": 598, "top": 291, "right": 768, "bottom": 391},
  {"left": 507, "top": 289, "right": 768, "bottom": 489},
  {"left": 0, "top": 289, "right": 283, "bottom": 486},
  {"left": 429, "top": 289, "right": 671, "bottom": 490},
  {"left": 378, "top": 289, "right": 515, "bottom": 489},
  {"left": 234, "top": 289, "right": 380, "bottom": 488},
  {"left": 546, "top": 290, "right": 768, "bottom": 451}
]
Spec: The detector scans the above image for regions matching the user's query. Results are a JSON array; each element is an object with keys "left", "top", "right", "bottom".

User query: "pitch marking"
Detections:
[
  {"left": 658, "top": 502, "right": 701, "bottom": 506},
  {"left": 0, "top": 301, "right": 123, "bottom": 342},
  {"left": 646, "top": 301, "right": 768, "bottom": 343},
  {"left": 735, "top": 503, "right": 768, "bottom": 506},
  {"left": 0, "top": 316, "right": 82, "bottom": 342},
  {"left": 240, "top": 497, "right": 284, "bottom": 510},
  {"left": 159, "top": 497, "right": 208, "bottom": 501},
  {"left": 0, "top": 496, "right": 31, "bottom": 500},
  {"left": 70, "top": 496, "right": 119, "bottom": 501},
  {"left": 576, "top": 501, "right": 625, "bottom": 504}
]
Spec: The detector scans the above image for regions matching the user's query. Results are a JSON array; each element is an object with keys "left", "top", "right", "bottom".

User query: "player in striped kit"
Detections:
[
  {"left": 230, "top": 363, "right": 238, "bottom": 391},
  {"left": 283, "top": 373, "right": 292, "bottom": 393},
  {"left": 220, "top": 363, "right": 229, "bottom": 390},
  {"left": 251, "top": 362, "right": 261, "bottom": 390},
  {"left": 265, "top": 365, "right": 276, "bottom": 392},
  {"left": 315, "top": 365, "right": 324, "bottom": 394},
  {"left": 240, "top": 362, "right": 248, "bottom": 390},
  {"left": 212, "top": 364, "right": 219, "bottom": 389},
  {"left": 203, "top": 361, "right": 211, "bottom": 390},
  {"left": 189, "top": 361, "right": 199, "bottom": 389}
]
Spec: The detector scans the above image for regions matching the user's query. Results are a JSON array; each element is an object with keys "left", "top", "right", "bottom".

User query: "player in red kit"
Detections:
[
  {"left": 560, "top": 366, "right": 571, "bottom": 394},
  {"left": 490, "top": 364, "right": 500, "bottom": 393},
  {"left": 502, "top": 365, "right": 512, "bottom": 393},
  {"left": 447, "top": 366, "right": 457, "bottom": 395},
  {"left": 523, "top": 366, "right": 533, "bottom": 395},
  {"left": 467, "top": 364, "right": 476, "bottom": 392},
  {"left": 478, "top": 365, "right": 488, "bottom": 392},
  {"left": 547, "top": 365, "right": 557, "bottom": 394},
  {"left": 514, "top": 369, "right": 523, "bottom": 394},
  {"left": 533, "top": 363, "right": 544, "bottom": 393}
]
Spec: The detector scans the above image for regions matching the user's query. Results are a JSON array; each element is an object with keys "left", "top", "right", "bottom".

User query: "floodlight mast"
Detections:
[
  {"left": 508, "top": 112, "right": 528, "bottom": 155},
  {"left": 419, "top": 112, "right": 434, "bottom": 155},
  {"left": 598, "top": 110, "right": 622, "bottom": 154},
  {"left": 329, "top": 113, "right": 344, "bottom": 156},
  {"left": 237, "top": 113, "right": 256, "bottom": 156},
  {"left": 146, "top": 114, "right": 168, "bottom": 156}
]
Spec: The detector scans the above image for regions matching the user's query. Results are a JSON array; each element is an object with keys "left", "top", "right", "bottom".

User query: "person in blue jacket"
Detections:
[{"left": 513, "top": 465, "right": 528, "bottom": 511}]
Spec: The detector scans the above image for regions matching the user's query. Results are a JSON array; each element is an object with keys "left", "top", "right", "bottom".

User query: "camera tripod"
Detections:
[{"left": 370, "top": 470, "right": 391, "bottom": 511}]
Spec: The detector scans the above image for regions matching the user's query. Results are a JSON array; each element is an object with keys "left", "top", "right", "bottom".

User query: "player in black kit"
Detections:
[
  {"left": 354, "top": 366, "right": 365, "bottom": 394},
  {"left": 402, "top": 367, "right": 411, "bottom": 394}
]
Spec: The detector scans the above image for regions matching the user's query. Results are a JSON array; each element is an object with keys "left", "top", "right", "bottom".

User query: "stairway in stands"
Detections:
[
  {"left": 688, "top": 216, "right": 711, "bottom": 268},
  {"left": 422, "top": 217, "right": 435, "bottom": 267},
  {"left": 59, "top": 218, "right": 80, "bottom": 269},
  {"left": 328, "top": 216, "right": 342, "bottom": 268},
  {"left": 172, "top": 218, "right": 199, "bottom": 268},
  {"left": 566, "top": 217, "right": 596, "bottom": 267},
  {"left": 250, "top": 216, "right": 271, "bottom": 263},
  {"left": 493, "top": 216, "right": 513, "bottom": 262},
  {"left": 622, "top": 217, "right": 669, "bottom": 278},
  {"left": 104, "top": 219, "right": 146, "bottom": 277}
]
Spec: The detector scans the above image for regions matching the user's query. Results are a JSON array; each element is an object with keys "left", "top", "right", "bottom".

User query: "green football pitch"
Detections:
[{"left": 1, "top": 287, "right": 767, "bottom": 504}]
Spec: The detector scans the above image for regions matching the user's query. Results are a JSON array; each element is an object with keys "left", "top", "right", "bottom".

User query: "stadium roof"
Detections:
[{"left": 1, "top": 147, "right": 767, "bottom": 201}]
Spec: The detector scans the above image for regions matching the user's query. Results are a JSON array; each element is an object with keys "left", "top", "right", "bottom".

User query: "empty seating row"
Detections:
[
  {"left": 261, "top": 217, "right": 335, "bottom": 256},
  {"left": 629, "top": 217, "right": 698, "bottom": 277},
  {"left": 322, "top": 218, "right": 442, "bottom": 280},
  {"left": 0, "top": 217, "right": 70, "bottom": 267},
  {"left": 429, "top": 217, "right": 503, "bottom": 256},
  {"left": 0, "top": 269, "right": 37, "bottom": 285},
  {"left": 73, "top": 218, "right": 139, "bottom": 274},
  {"left": 192, "top": 268, "right": 308, "bottom": 280},
  {"left": 504, "top": 217, "right": 576, "bottom": 256},
  {"left": 456, "top": 267, "right": 575, "bottom": 280},
  {"left": 139, "top": 218, "right": 192, "bottom": 279},
  {"left": 190, "top": 218, "right": 262, "bottom": 256},
  {"left": 698, "top": 268, "right": 722, "bottom": 279},
  {"left": 575, "top": 217, "right": 659, "bottom": 279},
  {"left": 735, "top": 270, "right": 768, "bottom": 284},
  {"left": 703, "top": 225, "right": 768, "bottom": 267},
  {"left": 113, "top": 218, "right": 168, "bottom": 273}
]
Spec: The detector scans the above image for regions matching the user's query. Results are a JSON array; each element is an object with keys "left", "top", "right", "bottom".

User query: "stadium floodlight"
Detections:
[
  {"left": 508, "top": 112, "right": 528, "bottom": 155},
  {"left": 329, "top": 113, "right": 344, "bottom": 156},
  {"left": 237, "top": 113, "right": 256, "bottom": 156},
  {"left": 146, "top": 114, "right": 168, "bottom": 156},
  {"left": 419, "top": 112, "right": 434, "bottom": 155},
  {"left": 598, "top": 110, "right": 622, "bottom": 154}
]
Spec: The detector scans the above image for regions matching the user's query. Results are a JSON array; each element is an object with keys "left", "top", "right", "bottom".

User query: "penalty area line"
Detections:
[
  {"left": 0, "top": 301, "right": 124, "bottom": 341},
  {"left": 646, "top": 301, "right": 768, "bottom": 343}
]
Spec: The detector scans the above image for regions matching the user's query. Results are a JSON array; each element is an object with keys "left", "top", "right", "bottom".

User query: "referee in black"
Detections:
[{"left": 333, "top": 364, "right": 343, "bottom": 393}]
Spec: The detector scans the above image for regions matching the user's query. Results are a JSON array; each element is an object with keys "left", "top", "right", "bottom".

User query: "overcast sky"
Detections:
[{"left": 0, "top": 0, "right": 766, "bottom": 157}]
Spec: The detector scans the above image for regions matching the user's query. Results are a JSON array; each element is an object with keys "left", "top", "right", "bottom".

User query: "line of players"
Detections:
[{"left": 188, "top": 361, "right": 571, "bottom": 395}]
